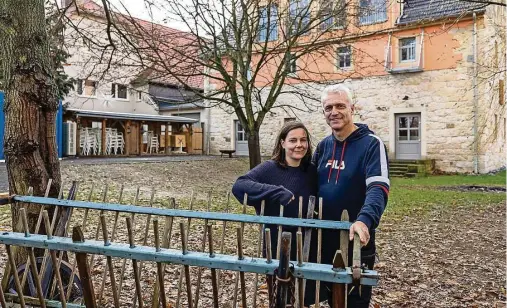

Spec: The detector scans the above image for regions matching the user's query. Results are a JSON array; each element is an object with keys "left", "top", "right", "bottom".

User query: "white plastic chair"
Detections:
[{"left": 149, "top": 135, "right": 159, "bottom": 154}]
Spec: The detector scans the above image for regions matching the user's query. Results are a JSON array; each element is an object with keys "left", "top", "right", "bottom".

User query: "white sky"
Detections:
[{"left": 107, "top": 0, "right": 191, "bottom": 31}]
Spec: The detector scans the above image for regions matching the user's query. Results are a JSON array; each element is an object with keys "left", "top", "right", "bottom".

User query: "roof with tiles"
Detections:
[
  {"left": 397, "top": 0, "right": 487, "bottom": 25},
  {"left": 67, "top": 0, "right": 203, "bottom": 89}
]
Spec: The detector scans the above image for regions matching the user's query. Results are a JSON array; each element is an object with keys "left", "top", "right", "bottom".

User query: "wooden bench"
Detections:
[{"left": 219, "top": 149, "right": 236, "bottom": 158}]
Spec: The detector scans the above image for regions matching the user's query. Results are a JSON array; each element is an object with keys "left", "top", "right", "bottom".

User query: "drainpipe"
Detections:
[
  {"left": 206, "top": 102, "right": 211, "bottom": 155},
  {"left": 385, "top": 32, "right": 392, "bottom": 71},
  {"left": 472, "top": 12, "right": 479, "bottom": 174},
  {"left": 419, "top": 29, "right": 424, "bottom": 69}
]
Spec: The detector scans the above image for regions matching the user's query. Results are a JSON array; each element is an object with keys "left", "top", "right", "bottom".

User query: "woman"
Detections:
[
  {"left": 232, "top": 120, "right": 316, "bottom": 221},
  {"left": 232, "top": 121, "right": 318, "bottom": 306}
]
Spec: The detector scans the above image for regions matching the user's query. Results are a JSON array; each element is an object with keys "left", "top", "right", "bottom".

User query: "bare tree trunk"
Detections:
[
  {"left": 247, "top": 129, "right": 262, "bottom": 169},
  {"left": 0, "top": 0, "right": 61, "bottom": 259}
]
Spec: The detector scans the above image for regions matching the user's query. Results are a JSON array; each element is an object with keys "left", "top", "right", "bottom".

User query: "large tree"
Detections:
[{"left": 0, "top": 0, "right": 61, "bottom": 241}]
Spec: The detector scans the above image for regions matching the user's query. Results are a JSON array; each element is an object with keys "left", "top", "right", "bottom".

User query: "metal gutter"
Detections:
[{"left": 66, "top": 108, "right": 198, "bottom": 123}]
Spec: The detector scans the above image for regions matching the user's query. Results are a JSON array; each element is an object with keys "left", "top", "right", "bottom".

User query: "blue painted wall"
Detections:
[{"left": 0, "top": 91, "right": 63, "bottom": 160}]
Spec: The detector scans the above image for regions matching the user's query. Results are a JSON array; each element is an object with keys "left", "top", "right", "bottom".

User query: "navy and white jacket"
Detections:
[{"left": 313, "top": 123, "right": 389, "bottom": 232}]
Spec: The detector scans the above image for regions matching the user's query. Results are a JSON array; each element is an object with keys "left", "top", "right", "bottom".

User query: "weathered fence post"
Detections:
[
  {"left": 5, "top": 244, "right": 25, "bottom": 308},
  {"left": 276, "top": 231, "right": 292, "bottom": 308},
  {"left": 42, "top": 210, "right": 67, "bottom": 308},
  {"left": 153, "top": 219, "right": 167, "bottom": 308},
  {"left": 333, "top": 210, "right": 350, "bottom": 308},
  {"left": 236, "top": 227, "right": 247, "bottom": 308},
  {"left": 207, "top": 224, "right": 220, "bottom": 308},
  {"left": 180, "top": 222, "right": 193, "bottom": 308},
  {"left": 315, "top": 197, "right": 323, "bottom": 308},
  {"left": 100, "top": 215, "right": 120, "bottom": 308},
  {"left": 72, "top": 226, "right": 97, "bottom": 308},
  {"left": 0, "top": 281, "right": 6, "bottom": 308},
  {"left": 20, "top": 208, "right": 46, "bottom": 308},
  {"left": 296, "top": 231, "right": 304, "bottom": 308},
  {"left": 126, "top": 217, "right": 144, "bottom": 308}
]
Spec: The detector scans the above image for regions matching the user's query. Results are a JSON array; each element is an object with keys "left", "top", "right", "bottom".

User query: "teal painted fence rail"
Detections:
[
  {"left": 0, "top": 231, "right": 378, "bottom": 286},
  {"left": 13, "top": 195, "right": 352, "bottom": 230}
]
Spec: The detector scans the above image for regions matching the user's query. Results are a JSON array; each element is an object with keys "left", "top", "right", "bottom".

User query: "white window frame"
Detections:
[
  {"left": 112, "top": 83, "right": 129, "bottom": 100},
  {"left": 235, "top": 121, "right": 247, "bottom": 142},
  {"left": 320, "top": 0, "right": 346, "bottom": 30},
  {"left": 289, "top": 0, "right": 311, "bottom": 35},
  {"left": 76, "top": 79, "right": 97, "bottom": 98},
  {"left": 258, "top": 5, "right": 278, "bottom": 42},
  {"left": 399, "top": 37, "right": 416, "bottom": 63},
  {"left": 358, "top": 0, "right": 387, "bottom": 26},
  {"left": 337, "top": 46, "right": 352, "bottom": 69}
]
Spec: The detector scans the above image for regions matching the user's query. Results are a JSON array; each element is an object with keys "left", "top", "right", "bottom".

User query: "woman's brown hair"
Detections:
[{"left": 271, "top": 121, "right": 313, "bottom": 169}]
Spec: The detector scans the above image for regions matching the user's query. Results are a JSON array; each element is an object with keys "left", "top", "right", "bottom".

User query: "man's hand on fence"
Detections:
[{"left": 349, "top": 221, "right": 370, "bottom": 247}]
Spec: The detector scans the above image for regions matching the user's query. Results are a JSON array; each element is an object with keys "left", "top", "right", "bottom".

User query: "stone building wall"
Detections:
[
  {"left": 209, "top": 66, "right": 479, "bottom": 173},
  {"left": 207, "top": 14, "right": 506, "bottom": 174},
  {"left": 476, "top": 6, "right": 507, "bottom": 173}
]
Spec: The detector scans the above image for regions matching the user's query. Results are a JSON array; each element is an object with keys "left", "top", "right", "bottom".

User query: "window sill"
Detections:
[
  {"left": 337, "top": 66, "right": 352, "bottom": 71},
  {"left": 358, "top": 18, "right": 388, "bottom": 26},
  {"left": 321, "top": 25, "right": 345, "bottom": 31},
  {"left": 77, "top": 95, "right": 97, "bottom": 99},
  {"left": 256, "top": 38, "right": 278, "bottom": 43},
  {"left": 113, "top": 98, "right": 130, "bottom": 101},
  {"left": 388, "top": 67, "right": 423, "bottom": 74}
]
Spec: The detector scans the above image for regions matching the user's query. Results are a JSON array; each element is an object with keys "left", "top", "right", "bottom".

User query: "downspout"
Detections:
[
  {"left": 202, "top": 67, "right": 212, "bottom": 155},
  {"left": 206, "top": 100, "right": 211, "bottom": 155},
  {"left": 419, "top": 29, "right": 424, "bottom": 69},
  {"left": 472, "top": 12, "right": 479, "bottom": 173},
  {"left": 385, "top": 32, "right": 392, "bottom": 71}
]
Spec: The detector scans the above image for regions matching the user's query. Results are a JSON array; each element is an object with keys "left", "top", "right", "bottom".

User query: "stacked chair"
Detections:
[
  {"left": 105, "top": 128, "right": 125, "bottom": 155},
  {"left": 148, "top": 133, "right": 160, "bottom": 154},
  {"left": 79, "top": 127, "right": 124, "bottom": 156},
  {"left": 79, "top": 128, "right": 99, "bottom": 156}
]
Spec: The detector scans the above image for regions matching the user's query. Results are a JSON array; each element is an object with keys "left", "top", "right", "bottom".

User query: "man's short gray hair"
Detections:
[{"left": 321, "top": 84, "right": 354, "bottom": 106}]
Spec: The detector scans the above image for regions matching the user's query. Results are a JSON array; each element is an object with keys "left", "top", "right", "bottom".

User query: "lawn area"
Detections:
[
  {"left": 386, "top": 170, "right": 506, "bottom": 217},
  {"left": 393, "top": 169, "right": 506, "bottom": 187}
]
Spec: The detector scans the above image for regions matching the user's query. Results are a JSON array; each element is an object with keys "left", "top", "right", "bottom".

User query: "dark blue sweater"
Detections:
[
  {"left": 232, "top": 160, "right": 317, "bottom": 219},
  {"left": 313, "top": 123, "right": 389, "bottom": 231},
  {"left": 232, "top": 160, "right": 319, "bottom": 304}
]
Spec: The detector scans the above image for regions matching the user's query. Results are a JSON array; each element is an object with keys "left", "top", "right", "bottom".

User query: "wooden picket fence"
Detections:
[{"left": 0, "top": 181, "right": 378, "bottom": 308}]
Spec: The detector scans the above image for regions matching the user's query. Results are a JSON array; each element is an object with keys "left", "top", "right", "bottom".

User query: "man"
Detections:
[{"left": 312, "top": 84, "right": 389, "bottom": 307}]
